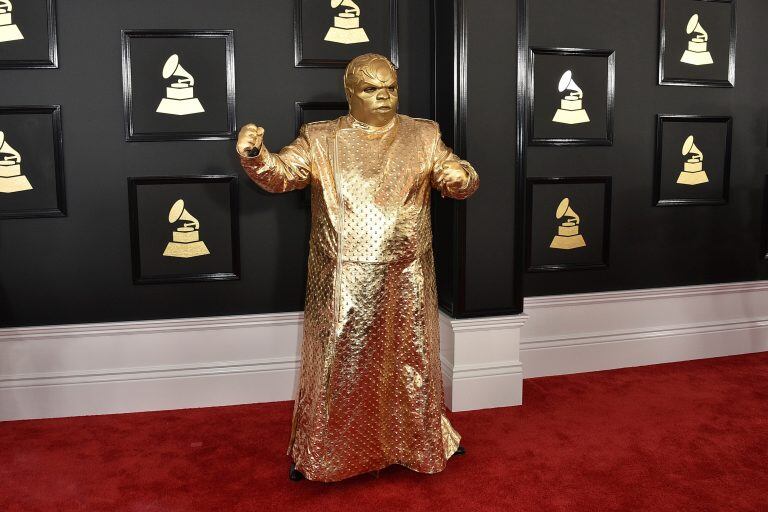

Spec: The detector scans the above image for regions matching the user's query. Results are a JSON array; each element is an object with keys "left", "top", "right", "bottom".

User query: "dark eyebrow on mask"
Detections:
[{"left": 362, "top": 81, "right": 397, "bottom": 89}]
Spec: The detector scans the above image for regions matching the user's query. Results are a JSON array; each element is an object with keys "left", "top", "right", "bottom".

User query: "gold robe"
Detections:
[{"left": 239, "top": 113, "right": 479, "bottom": 481}]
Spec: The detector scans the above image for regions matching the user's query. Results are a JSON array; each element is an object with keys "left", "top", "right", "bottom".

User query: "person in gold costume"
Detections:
[{"left": 236, "top": 53, "right": 479, "bottom": 482}]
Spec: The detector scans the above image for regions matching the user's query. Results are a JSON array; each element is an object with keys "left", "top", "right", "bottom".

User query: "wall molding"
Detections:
[
  {"left": 0, "top": 309, "right": 527, "bottom": 421},
  {"left": 0, "top": 312, "right": 304, "bottom": 342},
  {"left": 439, "top": 313, "right": 527, "bottom": 412},
  {"left": 521, "top": 280, "right": 768, "bottom": 378},
  {"left": 3, "top": 280, "right": 767, "bottom": 421},
  {"left": 522, "top": 317, "right": 768, "bottom": 352},
  {"left": 0, "top": 312, "right": 305, "bottom": 421},
  {"left": 1, "top": 357, "right": 300, "bottom": 389},
  {"left": 525, "top": 280, "right": 768, "bottom": 309}
]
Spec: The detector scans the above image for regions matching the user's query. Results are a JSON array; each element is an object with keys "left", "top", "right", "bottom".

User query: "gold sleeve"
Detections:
[
  {"left": 238, "top": 125, "right": 312, "bottom": 193},
  {"left": 429, "top": 130, "right": 479, "bottom": 200}
]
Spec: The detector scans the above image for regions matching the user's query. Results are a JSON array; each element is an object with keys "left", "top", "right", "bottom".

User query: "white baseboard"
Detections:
[
  {"left": 3, "top": 280, "right": 767, "bottom": 421},
  {"left": 0, "top": 308, "right": 527, "bottom": 421},
  {"left": 521, "top": 281, "right": 768, "bottom": 378},
  {"left": 0, "top": 313, "right": 304, "bottom": 421},
  {"left": 439, "top": 313, "right": 526, "bottom": 412}
]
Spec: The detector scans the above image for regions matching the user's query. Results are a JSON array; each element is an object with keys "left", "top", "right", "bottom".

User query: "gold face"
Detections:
[{"left": 347, "top": 59, "right": 398, "bottom": 127}]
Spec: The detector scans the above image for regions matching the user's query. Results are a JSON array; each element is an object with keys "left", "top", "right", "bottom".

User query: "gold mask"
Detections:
[{"left": 344, "top": 53, "right": 398, "bottom": 127}]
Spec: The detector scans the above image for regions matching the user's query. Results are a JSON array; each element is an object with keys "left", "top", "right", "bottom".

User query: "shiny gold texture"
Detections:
[
  {"left": 345, "top": 54, "right": 398, "bottom": 128},
  {"left": 240, "top": 108, "right": 477, "bottom": 481}
]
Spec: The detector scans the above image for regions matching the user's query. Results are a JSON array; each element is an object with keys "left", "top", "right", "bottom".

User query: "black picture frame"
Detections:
[
  {"left": 127, "top": 175, "right": 240, "bottom": 284},
  {"left": 0, "top": 0, "right": 58, "bottom": 69},
  {"left": 0, "top": 105, "right": 65, "bottom": 219},
  {"left": 526, "top": 176, "right": 612, "bottom": 272},
  {"left": 121, "top": 30, "right": 237, "bottom": 142},
  {"left": 653, "top": 114, "right": 732, "bottom": 206},
  {"left": 528, "top": 47, "right": 615, "bottom": 146},
  {"left": 658, "top": 0, "right": 737, "bottom": 87},
  {"left": 294, "top": 101, "right": 348, "bottom": 136},
  {"left": 294, "top": 0, "right": 399, "bottom": 68}
]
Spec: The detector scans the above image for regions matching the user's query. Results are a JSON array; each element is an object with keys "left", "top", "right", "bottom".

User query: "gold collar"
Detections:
[{"left": 347, "top": 113, "right": 398, "bottom": 133}]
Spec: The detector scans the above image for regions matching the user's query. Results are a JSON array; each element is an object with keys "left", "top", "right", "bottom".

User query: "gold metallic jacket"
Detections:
[{"left": 240, "top": 114, "right": 479, "bottom": 481}]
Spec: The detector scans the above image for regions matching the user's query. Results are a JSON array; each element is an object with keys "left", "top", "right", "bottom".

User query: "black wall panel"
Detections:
[
  {"left": 0, "top": 0, "right": 432, "bottom": 327},
  {"left": 432, "top": 0, "right": 524, "bottom": 317},
  {"left": 5, "top": 0, "right": 766, "bottom": 327},
  {"left": 432, "top": 0, "right": 459, "bottom": 313},
  {"left": 463, "top": 0, "right": 521, "bottom": 314},
  {"left": 525, "top": 0, "right": 768, "bottom": 297}
]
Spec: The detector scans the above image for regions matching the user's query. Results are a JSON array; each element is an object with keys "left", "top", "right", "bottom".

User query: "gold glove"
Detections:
[
  {"left": 236, "top": 123, "right": 265, "bottom": 158},
  {"left": 435, "top": 162, "right": 470, "bottom": 193}
]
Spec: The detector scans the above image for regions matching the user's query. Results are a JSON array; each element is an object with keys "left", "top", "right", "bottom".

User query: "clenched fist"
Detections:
[
  {"left": 236, "top": 123, "right": 265, "bottom": 158},
  {"left": 435, "top": 161, "right": 469, "bottom": 191}
]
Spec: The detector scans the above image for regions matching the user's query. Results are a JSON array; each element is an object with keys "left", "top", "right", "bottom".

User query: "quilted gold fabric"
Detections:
[{"left": 239, "top": 114, "right": 479, "bottom": 481}]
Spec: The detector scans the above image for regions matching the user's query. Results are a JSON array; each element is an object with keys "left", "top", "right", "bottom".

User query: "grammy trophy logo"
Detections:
[
  {"left": 677, "top": 135, "right": 709, "bottom": 186},
  {"left": 0, "top": 0, "right": 23, "bottom": 43},
  {"left": 0, "top": 131, "right": 32, "bottom": 193},
  {"left": 163, "top": 199, "right": 210, "bottom": 258},
  {"left": 552, "top": 70, "right": 590, "bottom": 125},
  {"left": 550, "top": 197, "right": 586, "bottom": 250},
  {"left": 680, "top": 14, "right": 713, "bottom": 66},
  {"left": 324, "top": 0, "right": 369, "bottom": 44},
  {"left": 156, "top": 54, "right": 205, "bottom": 116}
]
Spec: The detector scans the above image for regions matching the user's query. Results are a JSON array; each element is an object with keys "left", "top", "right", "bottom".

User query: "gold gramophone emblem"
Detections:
[
  {"left": 156, "top": 54, "right": 205, "bottom": 116},
  {"left": 0, "top": 0, "right": 24, "bottom": 43},
  {"left": 550, "top": 197, "right": 586, "bottom": 250},
  {"left": 0, "top": 131, "right": 32, "bottom": 193},
  {"left": 163, "top": 199, "right": 210, "bottom": 258},
  {"left": 552, "top": 70, "right": 590, "bottom": 125},
  {"left": 680, "top": 14, "right": 714, "bottom": 66},
  {"left": 324, "top": 0, "right": 369, "bottom": 45},
  {"left": 677, "top": 135, "right": 709, "bottom": 185}
]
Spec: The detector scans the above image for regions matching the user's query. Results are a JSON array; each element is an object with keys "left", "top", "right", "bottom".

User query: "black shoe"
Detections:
[
  {"left": 453, "top": 445, "right": 465, "bottom": 456},
  {"left": 289, "top": 463, "right": 305, "bottom": 481}
]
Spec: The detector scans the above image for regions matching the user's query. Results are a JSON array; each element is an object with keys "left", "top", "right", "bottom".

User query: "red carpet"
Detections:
[{"left": 2, "top": 352, "right": 767, "bottom": 512}]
